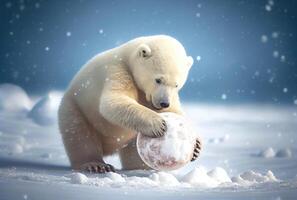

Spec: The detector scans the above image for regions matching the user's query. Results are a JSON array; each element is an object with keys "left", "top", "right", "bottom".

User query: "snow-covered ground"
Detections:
[{"left": 0, "top": 84, "right": 297, "bottom": 200}]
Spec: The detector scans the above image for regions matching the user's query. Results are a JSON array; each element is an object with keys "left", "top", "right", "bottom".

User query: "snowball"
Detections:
[
  {"left": 137, "top": 112, "right": 197, "bottom": 171},
  {"left": 258, "top": 147, "right": 275, "bottom": 158},
  {"left": 0, "top": 84, "right": 32, "bottom": 112},
  {"left": 69, "top": 172, "right": 88, "bottom": 184},
  {"left": 28, "top": 91, "right": 63, "bottom": 126},
  {"left": 275, "top": 148, "right": 292, "bottom": 158},
  {"left": 150, "top": 172, "right": 179, "bottom": 186},
  {"left": 207, "top": 167, "right": 232, "bottom": 183}
]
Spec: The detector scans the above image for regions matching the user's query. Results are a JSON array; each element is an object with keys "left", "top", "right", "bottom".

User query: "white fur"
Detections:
[{"left": 58, "top": 35, "right": 193, "bottom": 170}]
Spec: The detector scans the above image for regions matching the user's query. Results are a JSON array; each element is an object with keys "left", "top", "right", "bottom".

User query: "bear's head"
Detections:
[{"left": 128, "top": 35, "right": 193, "bottom": 110}]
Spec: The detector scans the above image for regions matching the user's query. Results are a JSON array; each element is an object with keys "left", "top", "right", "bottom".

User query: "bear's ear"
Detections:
[
  {"left": 186, "top": 56, "right": 194, "bottom": 69},
  {"left": 137, "top": 44, "right": 152, "bottom": 58}
]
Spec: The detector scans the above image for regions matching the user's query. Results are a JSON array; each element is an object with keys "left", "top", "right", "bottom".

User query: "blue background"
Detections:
[{"left": 1, "top": 0, "right": 297, "bottom": 104}]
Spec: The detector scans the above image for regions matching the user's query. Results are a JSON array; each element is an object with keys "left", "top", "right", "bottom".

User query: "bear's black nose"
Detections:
[{"left": 160, "top": 102, "right": 170, "bottom": 108}]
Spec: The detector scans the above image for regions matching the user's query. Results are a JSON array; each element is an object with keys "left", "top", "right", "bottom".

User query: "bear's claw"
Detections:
[
  {"left": 153, "top": 119, "right": 167, "bottom": 137},
  {"left": 80, "top": 162, "right": 116, "bottom": 173},
  {"left": 191, "top": 138, "right": 202, "bottom": 162}
]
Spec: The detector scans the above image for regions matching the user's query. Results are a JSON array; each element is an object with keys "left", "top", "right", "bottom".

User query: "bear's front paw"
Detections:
[
  {"left": 140, "top": 116, "right": 167, "bottom": 138},
  {"left": 79, "top": 161, "right": 116, "bottom": 173},
  {"left": 152, "top": 118, "right": 167, "bottom": 137},
  {"left": 191, "top": 138, "right": 202, "bottom": 162}
]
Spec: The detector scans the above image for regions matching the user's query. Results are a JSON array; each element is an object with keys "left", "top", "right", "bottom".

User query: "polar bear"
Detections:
[{"left": 58, "top": 35, "right": 202, "bottom": 173}]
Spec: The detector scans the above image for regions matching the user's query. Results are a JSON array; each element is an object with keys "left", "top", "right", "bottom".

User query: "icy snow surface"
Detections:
[{"left": 0, "top": 84, "right": 297, "bottom": 199}]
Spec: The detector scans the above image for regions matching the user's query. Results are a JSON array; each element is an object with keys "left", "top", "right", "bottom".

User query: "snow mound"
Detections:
[
  {"left": 0, "top": 83, "right": 32, "bottom": 112},
  {"left": 208, "top": 134, "right": 230, "bottom": 144},
  {"left": 27, "top": 91, "right": 63, "bottom": 126},
  {"left": 258, "top": 147, "right": 276, "bottom": 158},
  {"left": 275, "top": 148, "right": 292, "bottom": 158},
  {"left": 181, "top": 167, "right": 231, "bottom": 187},
  {"left": 106, "top": 172, "right": 125, "bottom": 182},
  {"left": 69, "top": 172, "right": 88, "bottom": 184},
  {"left": 207, "top": 167, "right": 232, "bottom": 183},
  {"left": 150, "top": 172, "right": 180, "bottom": 186},
  {"left": 232, "top": 170, "right": 278, "bottom": 185},
  {"left": 7, "top": 143, "right": 24, "bottom": 154},
  {"left": 257, "top": 147, "right": 292, "bottom": 158}
]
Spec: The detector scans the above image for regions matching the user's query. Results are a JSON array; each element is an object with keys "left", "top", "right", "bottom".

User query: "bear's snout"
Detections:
[{"left": 160, "top": 101, "right": 170, "bottom": 108}]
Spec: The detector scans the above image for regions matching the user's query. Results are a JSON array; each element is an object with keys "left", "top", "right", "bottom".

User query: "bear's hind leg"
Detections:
[
  {"left": 58, "top": 97, "right": 115, "bottom": 173},
  {"left": 119, "top": 138, "right": 151, "bottom": 170}
]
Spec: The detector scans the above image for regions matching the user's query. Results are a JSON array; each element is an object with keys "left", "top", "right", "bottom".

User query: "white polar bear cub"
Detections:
[{"left": 58, "top": 35, "right": 200, "bottom": 173}]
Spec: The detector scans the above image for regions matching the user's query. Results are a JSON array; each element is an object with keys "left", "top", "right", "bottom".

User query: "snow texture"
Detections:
[
  {"left": 137, "top": 112, "right": 196, "bottom": 170},
  {"left": 0, "top": 87, "right": 297, "bottom": 200}
]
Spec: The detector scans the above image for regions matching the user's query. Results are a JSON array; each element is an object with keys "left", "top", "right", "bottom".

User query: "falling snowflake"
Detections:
[
  {"left": 273, "top": 51, "right": 279, "bottom": 58},
  {"left": 271, "top": 32, "right": 279, "bottom": 38},
  {"left": 19, "top": 4, "right": 25, "bottom": 11},
  {"left": 6, "top": 2, "right": 12, "bottom": 8},
  {"left": 294, "top": 99, "right": 297, "bottom": 105},
  {"left": 265, "top": 5, "right": 272, "bottom": 11},
  {"left": 261, "top": 35, "right": 268, "bottom": 43},
  {"left": 221, "top": 94, "right": 227, "bottom": 100},
  {"left": 196, "top": 56, "right": 201, "bottom": 61},
  {"left": 35, "top": 3, "right": 40, "bottom": 9},
  {"left": 45, "top": 46, "right": 50, "bottom": 51},
  {"left": 99, "top": 29, "right": 104, "bottom": 34},
  {"left": 280, "top": 55, "right": 286, "bottom": 62},
  {"left": 196, "top": 13, "right": 201, "bottom": 18},
  {"left": 66, "top": 31, "right": 72, "bottom": 37},
  {"left": 268, "top": 0, "right": 274, "bottom": 6},
  {"left": 283, "top": 88, "right": 288, "bottom": 93}
]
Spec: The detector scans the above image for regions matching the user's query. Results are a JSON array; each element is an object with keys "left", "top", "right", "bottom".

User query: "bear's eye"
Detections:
[
  {"left": 155, "top": 78, "right": 162, "bottom": 84},
  {"left": 175, "top": 84, "right": 178, "bottom": 88}
]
